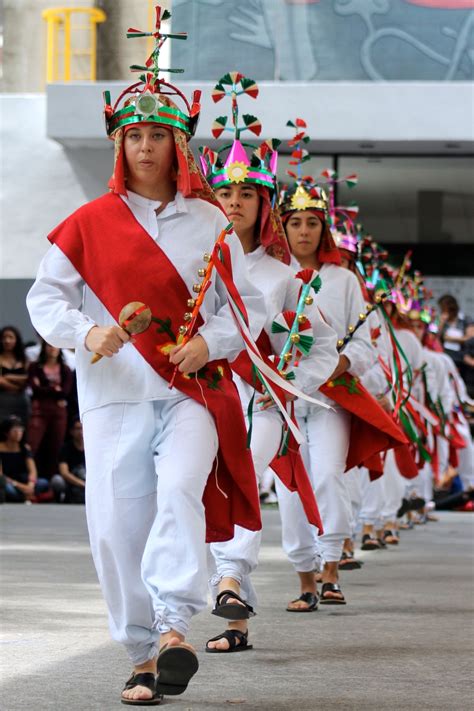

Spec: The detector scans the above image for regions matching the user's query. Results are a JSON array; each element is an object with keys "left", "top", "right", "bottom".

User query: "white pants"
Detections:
[
  {"left": 359, "top": 468, "right": 384, "bottom": 527},
  {"left": 381, "top": 449, "right": 407, "bottom": 522},
  {"left": 210, "top": 409, "right": 282, "bottom": 608},
  {"left": 277, "top": 407, "right": 352, "bottom": 567},
  {"left": 83, "top": 397, "right": 218, "bottom": 665},
  {"left": 345, "top": 466, "right": 363, "bottom": 536}
]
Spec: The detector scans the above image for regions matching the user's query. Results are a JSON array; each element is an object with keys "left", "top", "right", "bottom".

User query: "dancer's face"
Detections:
[
  {"left": 124, "top": 124, "right": 176, "bottom": 188},
  {"left": 285, "top": 211, "right": 323, "bottom": 261},
  {"left": 215, "top": 184, "right": 260, "bottom": 237}
]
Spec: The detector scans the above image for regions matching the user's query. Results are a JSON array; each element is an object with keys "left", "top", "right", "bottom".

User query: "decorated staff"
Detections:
[
  {"left": 169, "top": 221, "right": 234, "bottom": 387},
  {"left": 337, "top": 291, "right": 390, "bottom": 352},
  {"left": 272, "top": 268, "right": 321, "bottom": 370}
]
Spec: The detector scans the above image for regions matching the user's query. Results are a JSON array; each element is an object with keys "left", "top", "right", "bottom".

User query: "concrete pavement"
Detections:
[{"left": 1, "top": 506, "right": 473, "bottom": 710}]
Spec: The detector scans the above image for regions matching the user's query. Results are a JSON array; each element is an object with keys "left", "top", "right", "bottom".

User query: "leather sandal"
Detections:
[
  {"left": 361, "top": 534, "right": 381, "bottom": 551},
  {"left": 339, "top": 552, "right": 362, "bottom": 570},
  {"left": 155, "top": 644, "right": 199, "bottom": 696},
  {"left": 286, "top": 591, "right": 319, "bottom": 612},
  {"left": 383, "top": 529, "right": 400, "bottom": 545},
  {"left": 121, "top": 672, "right": 162, "bottom": 706},
  {"left": 319, "top": 582, "right": 347, "bottom": 605},
  {"left": 211, "top": 589, "right": 256, "bottom": 621},
  {"left": 206, "top": 628, "right": 253, "bottom": 653}
]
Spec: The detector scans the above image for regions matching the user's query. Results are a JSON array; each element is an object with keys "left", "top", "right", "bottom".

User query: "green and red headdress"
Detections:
[
  {"left": 201, "top": 72, "right": 290, "bottom": 264},
  {"left": 279, "top": 119, "right": 341, "bottom": 265},
  {"left": 104, "top": 5, "right": 214, "bottom": 202}
]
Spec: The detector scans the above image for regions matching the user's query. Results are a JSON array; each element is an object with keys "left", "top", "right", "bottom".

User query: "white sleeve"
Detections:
[
  {"left": 342, "top": 274, "right": 375, "bottom": 378},
  {"left": 26, "top": 245, "right": 96, "bottom": 350},
  {"left": 198, "top": 221, "right": 266, "bottom": 362}
]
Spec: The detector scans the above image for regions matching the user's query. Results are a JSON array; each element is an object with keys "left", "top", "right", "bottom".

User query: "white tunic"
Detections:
[{"left": 27, "top": 190, "right": 266, "bottom": 416}]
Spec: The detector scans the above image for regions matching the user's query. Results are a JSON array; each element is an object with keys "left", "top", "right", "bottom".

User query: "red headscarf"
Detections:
[{"left": 257, "top": 186, "right": 291, "bottom": 265}]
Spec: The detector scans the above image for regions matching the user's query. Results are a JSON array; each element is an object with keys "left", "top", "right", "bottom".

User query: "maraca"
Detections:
[{"left": 90, "top": 301, "right": 152, "bottom": 364}]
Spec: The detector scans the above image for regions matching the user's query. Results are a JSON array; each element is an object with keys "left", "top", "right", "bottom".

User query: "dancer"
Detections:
[
  {"left": 275, "top": 124, "right": 406, "bottom": 608},
  {"left": 27, "top": 8, "right": 268, "bottom": 705},
  {"left": 200, "top": 74, "right": 339, "bottom": 651}
]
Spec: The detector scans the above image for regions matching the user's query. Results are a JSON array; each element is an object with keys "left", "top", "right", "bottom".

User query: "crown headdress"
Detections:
[
  {"left": 102, "top": 5, "right": 200, "bottom": 139},
  {"left": 278, "top": 119, "right": 329, "bottom": 216},
  {"left": 200, "top": 72, "right": 280, "bottom": 192}
]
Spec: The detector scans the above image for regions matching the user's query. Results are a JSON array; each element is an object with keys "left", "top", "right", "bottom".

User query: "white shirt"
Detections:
[
  {"left": 235, "top": 247, "right": 339, "bottom": 408},
  {"left": 27, "top": 190, "right": 266, "bottom": 416}
]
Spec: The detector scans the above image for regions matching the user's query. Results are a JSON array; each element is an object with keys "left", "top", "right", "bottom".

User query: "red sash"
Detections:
[
  {"left": 319, "top": 372, "right": 408, "bottom": 472},
  {"left": 48, "top": 193, "right": 261, "bottom": 543}
]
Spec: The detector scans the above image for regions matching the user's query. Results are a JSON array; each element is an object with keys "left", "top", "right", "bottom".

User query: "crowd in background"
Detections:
[
  {"left": 0, "top": 325, "right": 85, "bottom": 504},
  {"left": 0, "top": 292, "right": 473, "bottom": 506}
]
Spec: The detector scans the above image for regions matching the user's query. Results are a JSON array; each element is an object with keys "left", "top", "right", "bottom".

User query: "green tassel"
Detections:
[
  {"left": 271, "top": 321, "right": 289, "bottom": 335},
  {"left": 297, "top": 334, "right": 314, "bottom": 356},
  {"left": 311, "top": 275, "right": 322, "bottom": 294}
]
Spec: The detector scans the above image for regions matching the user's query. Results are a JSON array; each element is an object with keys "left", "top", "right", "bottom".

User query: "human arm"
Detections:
[
  {"left": 339, "top": 272, "right": 375, "bottom": 378},
  {"left": 58, "top": 461, "right": 85, "bottom": 488}
]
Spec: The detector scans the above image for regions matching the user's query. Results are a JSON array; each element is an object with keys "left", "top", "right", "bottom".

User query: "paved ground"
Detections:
[{"left": 1, "top": 506, "right": 473, "bottom": 711}]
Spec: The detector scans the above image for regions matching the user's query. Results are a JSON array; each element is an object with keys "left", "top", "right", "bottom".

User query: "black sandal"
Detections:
[
  {"left": 383, "top": 529, "right": 400, "bottom": 545},
  {"left": 205, "top": 628, "right": 253, "bottom": 654},
  {"left": 286, "top": 591, "right": 319, "bottom": 612},
  {"left": 121, "top": 672, "right": 162, "bottom": 706},
  {"left": 211, "top": 589, "right": 256, "bottom": 621},
  {"left": 361, "top": 534, "right": 381, "bottom": 551},
  {"left": 339, "top": 552, "right": 362, "bottom": 570},
  {"left": 319, "top": 582, "right": 347, "bottom": 605},
  {"left": 155, "top": 644, "right": 199, "bottom": 696}
]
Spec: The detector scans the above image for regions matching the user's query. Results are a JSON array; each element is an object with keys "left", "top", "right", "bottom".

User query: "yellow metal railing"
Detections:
[{"left": 42, "top": 7, "right": 106, "bottom": 82}]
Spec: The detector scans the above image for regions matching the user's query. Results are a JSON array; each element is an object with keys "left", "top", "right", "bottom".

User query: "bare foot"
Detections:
[
  {"left": 321, "top": 561, "right": 344, "bottom": 602},
  {"left": 206, "top": 620, "right": 248, "bottom": 650},
  {"left": 287, "top": 571, "right": 318, "bottom": 610}
]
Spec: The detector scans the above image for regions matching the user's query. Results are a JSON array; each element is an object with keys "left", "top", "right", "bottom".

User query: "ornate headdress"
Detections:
[
  {"left": 201, "top": 72, "right": 290, "bottom": 263},
  {"left": 279, "top": 119, "right": 340, "bottom": 265},
  {"left": 103, "top": 5, "right": 214, "bottom": 201},
  {"left": 103, "top": 6, "right": 200, "bottom": 138},
  {"left": 199, "top": 72, "right": 280, "bottom": 193}
]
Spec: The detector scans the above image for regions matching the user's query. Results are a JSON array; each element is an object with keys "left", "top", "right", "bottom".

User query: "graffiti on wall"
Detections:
[{"left": 171, "top": 0, "right": 474, "bottom": 80}]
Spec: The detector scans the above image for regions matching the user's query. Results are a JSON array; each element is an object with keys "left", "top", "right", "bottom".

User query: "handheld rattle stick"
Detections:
[{"left": 90, "top": 302, "right": 152, "bottom": 364}]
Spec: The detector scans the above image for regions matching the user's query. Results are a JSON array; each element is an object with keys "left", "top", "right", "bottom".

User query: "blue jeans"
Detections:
[{"left": 5, "top": 478, "right": 50, "bottom": 503}]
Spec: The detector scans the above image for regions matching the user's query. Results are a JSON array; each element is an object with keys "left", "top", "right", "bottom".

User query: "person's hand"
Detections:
[
  {"left": 256, "top": 392, "right": 297, "bottom": 411},
  {"left": 169, "top": 335, "right": 209, "bottom": 374},
  {"left": 329, "top": 355, "right": 350, "bottom": 381},
  {"left": 25, "top": 481, "right": 35, "bottom": 498},
  {"left": 85, "top": 326, "right": 130, "bottom": 358}
]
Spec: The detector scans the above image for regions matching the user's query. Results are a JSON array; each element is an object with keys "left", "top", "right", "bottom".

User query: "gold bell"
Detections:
[
  {"left": 203, "top": 253, "right": 211, "bottom": 263},
  {"left": 304, "top": 296, "right": 313, "bottom": 305},
  {"left": 283, "top": 352, "right": 292, "bottom": 363},
  {"left": 187, "top": 299, "right": 196, "bottom": 308},
  {"left": 365, "top": 303, "right": 371, "bottom": 312},
  {"left": 297, "top": 314, "right": 307, "bottom": 324},
  {"left": 197, "top": 268, "right": 206, "bottom": 277},
  {"left": 359, "top": 313, "right": 366, "bottom": 321},
  {"left": 375, "top": 294, "right": 382, "bottom": 304},
  {"left": 290, "top": 333, "right": 300, "bottom": 344},
  {"left": 183, "top": 312, "right": 192, "bottom": 321},
  {"left": 348, "top": 325, "right": 355, "bottom": 333},
  {"left": 193, "top": 283, "right": 202, "bottom": 293},
  {"left": 337, "top": 339, "right": 344, "bottom": 348},
  {"left": 179, "top": 325, "right": 188, "bottom": 335}
]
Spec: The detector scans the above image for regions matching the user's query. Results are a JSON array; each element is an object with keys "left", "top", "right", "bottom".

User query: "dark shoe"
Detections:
[
  {"left": 361, "top": 534, "right": 381, "bottom": 551},
  {"left": 286, "top": 591, "right": 319, "bottom": 612},
  {"left": 319, "top": 582, "right": 346, "bottom": 605},
  {"left": 206, "top": 628, "right": 253, "bottom": 653},
  {"left": 155, "top": 645, "right": 199, "bottom": 696},
  {"left": 339, "top": 552, "right": 363, "bottom": 570},
  {"left": 211, "top": 589, "right": 256, "bottom": 621},
  {"left": 121, "top": 673, "right": 162, "bottom": 706}
]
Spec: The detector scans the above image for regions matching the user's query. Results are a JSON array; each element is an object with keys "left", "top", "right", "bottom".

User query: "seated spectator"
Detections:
[
  {"left": 462, "top": 324, "right": 474, "bottom": 399},
  {"left": 0, "top": 416, "right": 51, "bottom": 503},
  {"left": 438, "top": 294, "right": 471, "bottom": 369},
  {"left": 28, "top": 341, "right": 73, "bottom": 479},
  {"left": 51, "top": 418, "right": 86, "bottom": 503},
  {"left": 0, "top": 326, "right": 30, "bottom": 425}
]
